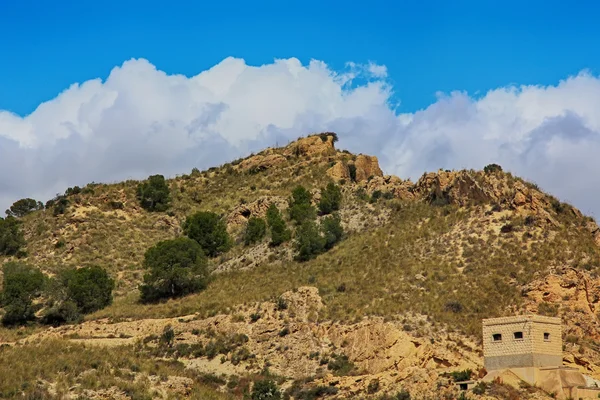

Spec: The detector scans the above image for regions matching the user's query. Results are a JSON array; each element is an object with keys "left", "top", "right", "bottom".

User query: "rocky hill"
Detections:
[{"left": 1, "top": 132, "right": 600, "bottom": 399}]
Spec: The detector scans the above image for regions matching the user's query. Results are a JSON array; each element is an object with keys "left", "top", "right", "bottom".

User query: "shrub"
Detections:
[
  {"left": 61, "top": 266, "right": 114, "bottom": 314},
  {"left": 395, "top": 389, "right": 411, "bottom": 400},
  {"left": 266, "top": 204, "right": 291, "bottom": 246},
  {"left": 139, "top": 237, "right": 209, "bottom": 303},
  {"left": 321, "top": 213, "right": 344, "bottom": 250},
  {"left": 41, "top": 300, "right": 81, "bottom": 326},
  {"left": 0, "top": 217, "right": 26, "bottom": 256},
  {"left": 370, "top": 190, "right": 382, "bottom": 203},
  {"left": 294, "top": 221, "right": 325, "bottom": 262},
  {"left": 251, "top": 379, "right": 282, "bottom": 400},
  {"left": 483, "top": 163, "right": 503, "bottom": 174},
  {"left": 327, "top": 353, "right": 355, "bottom": 376},
  {"left": 288, "top": 186, "right": 316, "bottom": 224},
  {"left": 136, "top": 174, "right": 171, "bottom": 212},
  {"left": 52, "top": 196, "right": 69, "bottom": 216},
  {"left": 367, "top": 379, "right": 380, "bottom": 394},
  {"left": 244, "top": 217, "right": 267, "bottom": 246},
  {"left": 318, "top": 183, "right": 342, "bottom": 215},
  {"left": 450, "top": 369, "right": 473, "bottom": 382},
  {"left": 5, "top": 198, "right": 43, "bottom": 218},
  {"left": 183, "top": 211, "right": 232, "bottom": 257},
  {"left": 1, "top": 262, "right": 45, "bottom": 325},
  {"left": 348, "top": 164, "right": 357, "bottom": 182}
]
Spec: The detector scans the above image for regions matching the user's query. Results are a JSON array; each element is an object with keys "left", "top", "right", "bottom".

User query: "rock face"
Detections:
[
  {"left": 238, "top": 151, "right": 286, "bottom": 172},
  {"left": 226, "top": 196, "right": 287, "bottom": 228},
  {"left": 365, "top": 175, "right": 416, "bottom": 200},
  {"left": 283, "top": 134, "right": 336, "bottom": 158},
  {"left": 327, "top": 155, "right": 384, "bottom": 183},
  {"left": 353, "top": 155, "right": 383, "bottom": 182}
]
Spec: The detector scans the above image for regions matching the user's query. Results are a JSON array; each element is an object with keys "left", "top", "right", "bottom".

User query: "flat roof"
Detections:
[{"left": 482, "top": 315, "right": 561, "bottom": 326}]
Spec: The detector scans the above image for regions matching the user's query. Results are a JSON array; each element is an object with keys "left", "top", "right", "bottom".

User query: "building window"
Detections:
[
  {"left": 544, "top": 332, "right": 550, "bottom": 341},
  {"left": 492, "top": 333, "right": 502, "bottom": 341},
  {"left": 514, "top": 331, "right": 524, "bottom": 340}
]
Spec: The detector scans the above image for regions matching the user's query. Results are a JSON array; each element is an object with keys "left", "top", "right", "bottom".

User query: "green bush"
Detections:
[
  {"left": 318, "top": 183, "right": 342, "bottom": 215},
  {"left": 244, "top": 217, "right": 267, "bottom": 246},
  {"left": 483, "top": 163, "right": 503, "bottom": 174},
  {"left": 288, "top": 186, "right": 316, "bottom": 224},
  {"left": 327, "top": 353, "right": 355, "bottom": 376},
  {"left": 61, "top": 266, "right": 114, "bottom": 314},
  {"left": 450, "top": 369, "right": 473, "bottom": 382},
  {"left": 136, "top": 174, "right": 171, "bottom": 212},
  {"left": 294, "top": 221, "right": 325, "bottom": 262},
  {"left": 52, "top": 196, "right": 69, "bottom": 216},
  {"left": 321, "top": 213, "right": 344, "bottom": 250},
  {"left": 266, "top": 204, "right": 291, "bottom": 246},
  {"left": 139, "top": 237, "right": 209, "bottom": 303},
  {"left": 348, "top": 164, "right": 357, "bottom": 182},
  {"left": 1, "top": 262, "right": 45, "bottom": 325},
  {"left": 251, "top": 379, "right": 282, "bottom": 400},
  {"left": 183, "top": 211, "right": 232, "bottom": 257},
  {"left": 0, "top": 217, "right": 26, "bottom": 256},
  {"left": 5, "top": 198, "right": 43, "bottom": 218},
  {"left": 41, "top": 300, "right": 81, "bottom": 326}
]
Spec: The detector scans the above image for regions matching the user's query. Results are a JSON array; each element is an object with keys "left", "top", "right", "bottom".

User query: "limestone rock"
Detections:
[
  {"left": 353, "top": 154, "right": 383, "bottom": 182},
  {"left": 283, "top": 134, "right": 336, "bottom": 158},
  {"left": 238, "top": 153, "right": 286, "bottom": 172},
  {"left": 227, "top": 196, "right": 287, "bottom": 227},
  {"left": 326, "top": 161, "right": 350, "bottom": 182}
]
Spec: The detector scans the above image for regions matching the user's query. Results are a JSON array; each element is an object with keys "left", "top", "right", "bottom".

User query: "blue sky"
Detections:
[
  {"left": 2, "top": 0, "right": 600, "bottom": 218},
  {"left": 1, "top": 0, "right": 599, "bottom": 115}
]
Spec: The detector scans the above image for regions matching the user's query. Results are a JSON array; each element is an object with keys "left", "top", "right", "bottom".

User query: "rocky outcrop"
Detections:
[
  {"left": 237, "top": 152, "right": 286, "bottom": 172},
  {"left": 365, "top": 175, "right": 416, "bottom": 200},
  {"left": 227, "top": 196, "right": 287, "bottom": 227},
  {"left": 327, "top": 155, "right": 384, "bottom": 183},
  {"left": 353, "top": 155, "right": 383, "bottom": 181},
  {"left": 283, "top": 134, "right": 336, "bottom": 158}
]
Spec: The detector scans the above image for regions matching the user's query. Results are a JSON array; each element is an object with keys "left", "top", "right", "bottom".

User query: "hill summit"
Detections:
[{"left": 1, "top": 132, "right": 600, "bottom": 399}]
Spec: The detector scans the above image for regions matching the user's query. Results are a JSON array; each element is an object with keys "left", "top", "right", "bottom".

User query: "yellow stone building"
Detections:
[{"left": 481, "top": 315, "right": 600, "bottom": 399}]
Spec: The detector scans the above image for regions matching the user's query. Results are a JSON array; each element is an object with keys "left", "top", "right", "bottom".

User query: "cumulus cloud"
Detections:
[{"left": 1, "top": 58, "right": 600, "bottom": 219}]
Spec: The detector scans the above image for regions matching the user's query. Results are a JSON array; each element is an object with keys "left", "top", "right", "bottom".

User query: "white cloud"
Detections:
[{"left": 1, "top": 58, "right": 600, "bottom": 220}]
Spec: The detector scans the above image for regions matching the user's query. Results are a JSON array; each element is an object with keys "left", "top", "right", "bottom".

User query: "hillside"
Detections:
[{"left": 1, "top": 132, "right": 600, "bottom": 399}]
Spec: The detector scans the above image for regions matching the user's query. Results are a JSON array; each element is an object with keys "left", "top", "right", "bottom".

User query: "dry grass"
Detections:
[
  {"left": 90, "top": 200, "right": 600, "bottom": 337},
  {"left": 0, "top": 339, "right": 232, "bottom": 399}
]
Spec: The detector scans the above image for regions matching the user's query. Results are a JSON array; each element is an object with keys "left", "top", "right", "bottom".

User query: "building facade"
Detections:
[{"left": 482, "top": 314, "right": 562, "bottom": 371}]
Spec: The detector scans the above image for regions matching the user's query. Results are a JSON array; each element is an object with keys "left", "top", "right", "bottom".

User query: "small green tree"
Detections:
[
  {"left": 288, "top": 186, "right": 316, "bottom": 224},
  {"left": 0, "top": 217, "right": 26, "bottom": 256},
  {"left": 139, "top": 237, "right": 208, "bottom": 303},
  {"left": 136, "top": 174, "right": 171, "bottom": 212},
  {"left": 183, "top": 211, "right": 232, "bottom": 257},
  {"left": 5, "top": 198, "right": 43, "bottom": 218},
  {"left": 318, "top": 183, "right": 342, "bottom": 215},
  {"left": 251, "top": 379, "right": 282, "bottom": 400},
  {"left": 483, "top": 163, "right": 503, "bottom": 174},
  {"left": 294, "top": 220, "right": 325, "bottom": 262},
  {"left": 321, "top": 213, "right": 344, "bottom": 250},
  {"left": 1, "top": 262, "right": 45, "bottom": 325},
  {"left": 266, "top": 204, "right": 290, "bottom": 246},
  {"left": 61, "top": 266, "right": 114, "bottom": 314},
  {"left": 244, "top": 217, "right": 267, "bottom": 245}
]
